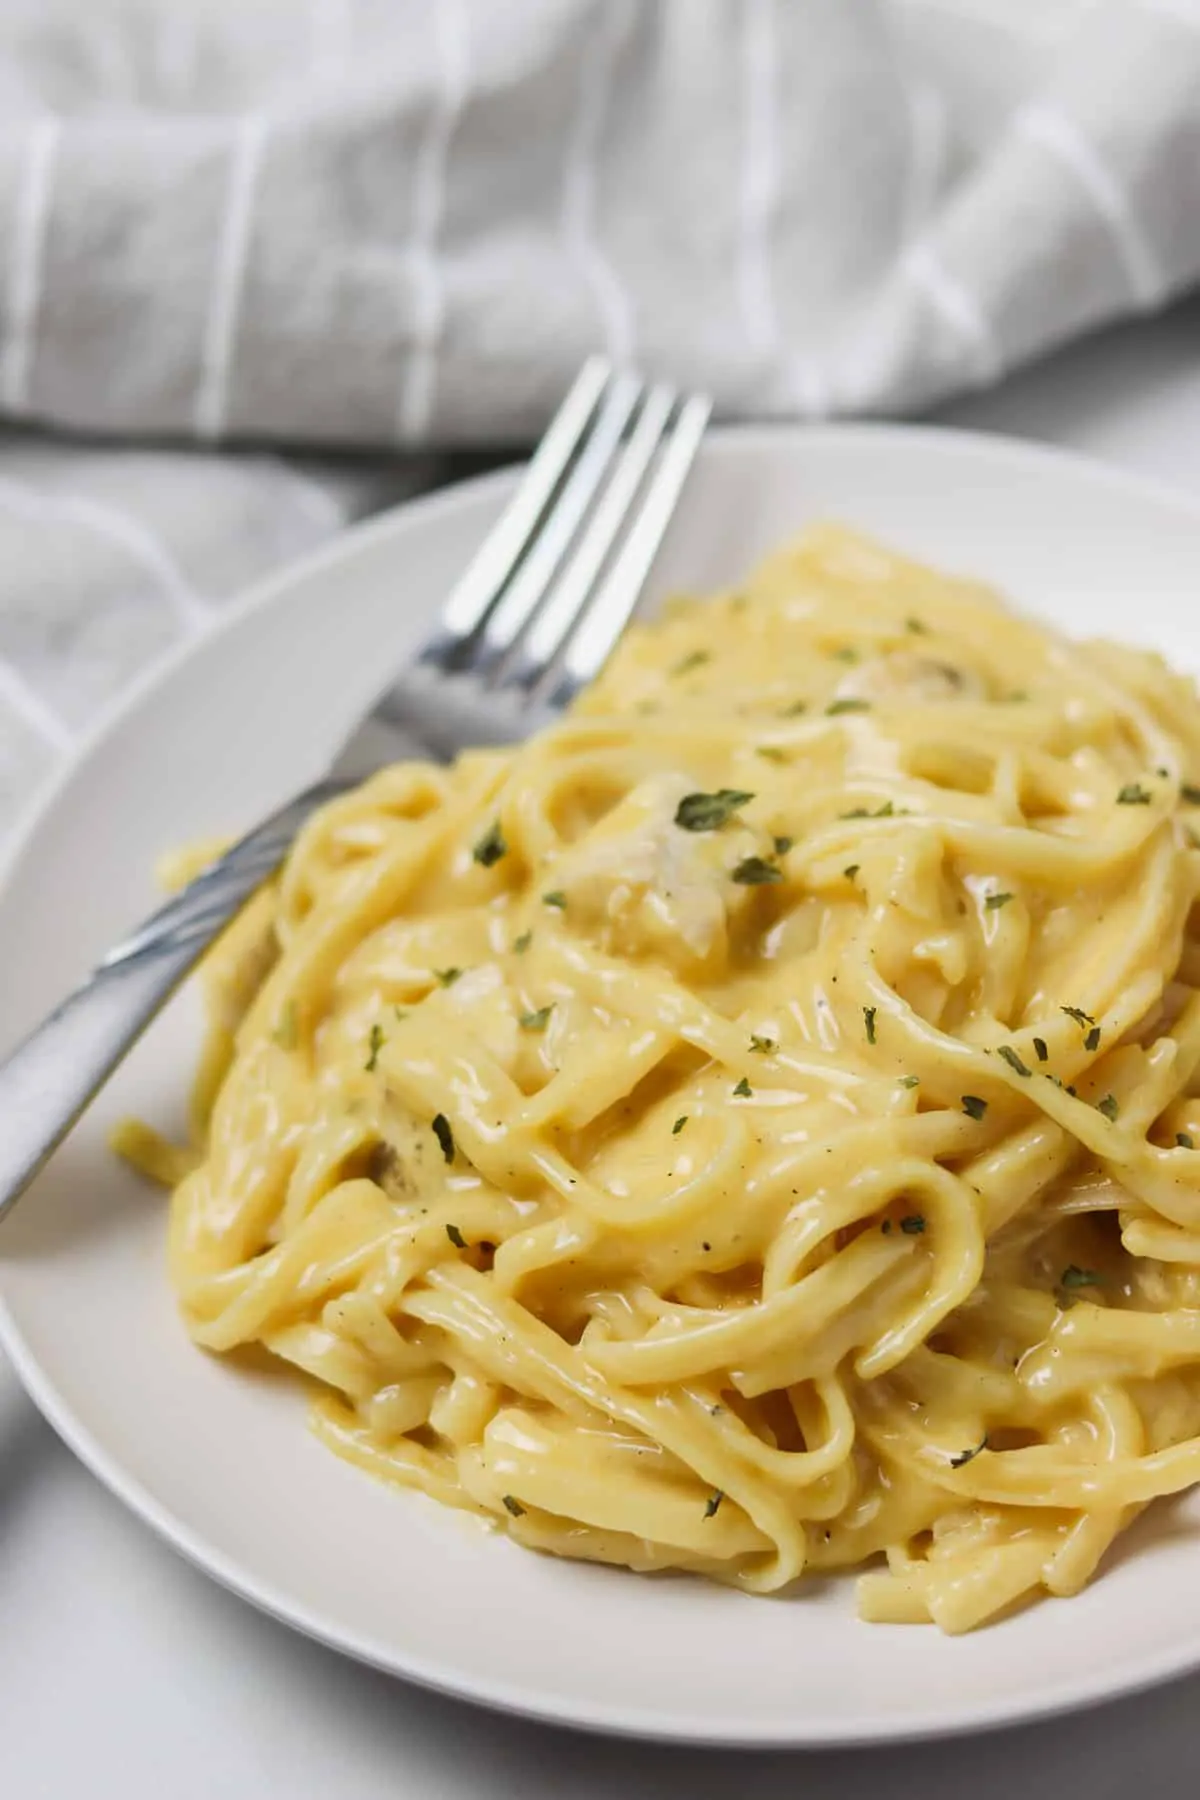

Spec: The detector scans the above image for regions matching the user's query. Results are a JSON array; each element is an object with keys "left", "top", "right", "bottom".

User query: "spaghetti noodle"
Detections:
[{"left": 118, "top": 524, "right": 1200, "bottom": 1632}]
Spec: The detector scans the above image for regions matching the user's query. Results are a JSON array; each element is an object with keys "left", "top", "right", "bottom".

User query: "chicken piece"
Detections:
[{"left": 549, "top": 774, "right": 756, "bottom": 967}]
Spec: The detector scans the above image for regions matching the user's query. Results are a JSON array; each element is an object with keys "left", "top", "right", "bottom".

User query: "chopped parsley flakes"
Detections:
[
  {"left": 472, "top": 820, "right": 507, "bottom": 866},
  {"left": 961, "top": 1095, "right": 987, "bottom": 1120},
  {"left": 1061, "top": 1005, "right": 1095, "bottom": 1029},
  {"left": 433, "top": 966, "right": 462, "bottom": 987},
  {"left": 1096, "top": 1093, "right": 1120, "bottom": 1121},
  {"left": 899, "top": 1214, "right": 925, "bottom": 1235},
  {"left": 364, "top": 1022, "right": 384, "bottom": 1072},
  {"left": 839, "top": 800, "right": 897, "bottom": 820},
  {"left": 1178, "top": 1131, "right": 1195, "bottom": 1149},
  {"left": 1060, "top": 1265, "right": 1103, "bottom": 1290},
  {"left": 431, "top": 1113, "right": 455, "bottom": 1164},
  {"left": 672, "top": 1116, "right": 688, "bottom": 1135},
  {"left": 749, "top": 1034, "right": 776, "bottom": 1054},
  {"left": 1182, "top": 784, "right": 1200, "bottom": 806},
  {"left": 899, "top": 1075, "right": 920, "bottom": 1089},
  {"left": 542, "top": 890, "right": 567, "bottom": 909},
  {"left": 984, "top": 891, "right": 1013, "bottom": 911},
  {"left": 950, "top": 1435, "right": 989, "bottom": 1469},
  {"left": 445, "top": 1222, "right": 466, "bottom": 1248},
  {"left": 731, "top": 855, "right": 781, "bottom": 885},
  {"left": 675, "top": 788, "right": 755, "bottom": 832},
  {"left": 1084, "top": 1025, "right": 1101, "bottom": 1053},
  {"left": 703, "top": 1490, "right": 724, "bottom": 1519},
  {"left": 996, "top": 1044, "right": 1031, "bottom": 1078},
  {"left": 864, "top": 1006, "right": 877, "bottom": 1045},
  {"left": 773, "top": 834, "right": 794, "bottom": 856},
  {"left": 519, "top": 1006, "right": 553, "bottom": 1032},
  {"left": 513, "top": 930, "right": 532, "bottom": 954},
  {"left": 1116, "top": 783, "right": 1152, "bottom": 805},
  {"left": 826, "top": 697, "right": 870, "bottom": 716},
  {"left": 672, "top": 649, "right": 710, "bottom": 676},
  {"left": 502, "top": 1494, "right": 526, "bottom": 1517},
  {"left": 1033, "top": 1036, "right": 1048, "bottom": 1062},
  {"left": 732, "top": 1076, "right": 752, "bottom": 1098}
]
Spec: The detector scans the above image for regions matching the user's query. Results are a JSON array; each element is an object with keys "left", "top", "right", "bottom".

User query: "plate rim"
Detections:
[{"left": 6, "top": 420, "right": 1200, "bottom": 1747}]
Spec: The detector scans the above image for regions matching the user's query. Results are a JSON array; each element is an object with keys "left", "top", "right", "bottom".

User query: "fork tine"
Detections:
[
  {"left": 466, "top": 369, "right": 645, "bottom": 679},
  {"left": 543, "top": 391, "right": 712, "bottom": 709},
  {"left": 500, "top": 381, "right": 677, "bottom": 694},
  {"left": 421, "top": 355, "right": 612, "bottom": 666}
]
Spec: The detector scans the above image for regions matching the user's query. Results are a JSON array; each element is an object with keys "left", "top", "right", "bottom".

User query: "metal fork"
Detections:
[{"left": 0, "top": 359, "right": 711, "bottom": 1225}]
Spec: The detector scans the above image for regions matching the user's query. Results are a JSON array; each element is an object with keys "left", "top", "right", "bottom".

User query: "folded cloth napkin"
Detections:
[{"left": 1, "top": 0, "right": 1198, "bottom": 846}]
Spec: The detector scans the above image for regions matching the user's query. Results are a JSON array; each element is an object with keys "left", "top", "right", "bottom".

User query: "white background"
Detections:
[{"left": 4, "top": 301, "right": 1200, "bottom": 1798}]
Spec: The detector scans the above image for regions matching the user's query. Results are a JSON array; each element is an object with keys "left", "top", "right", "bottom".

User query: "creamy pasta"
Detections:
[{"left": 117, "top": 523, "right": 1200, "bottom": 1633}]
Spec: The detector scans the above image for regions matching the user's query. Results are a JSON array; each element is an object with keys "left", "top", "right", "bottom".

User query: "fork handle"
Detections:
[{"left": 0, "top": 779, "right": 346, "bottom": 1226}]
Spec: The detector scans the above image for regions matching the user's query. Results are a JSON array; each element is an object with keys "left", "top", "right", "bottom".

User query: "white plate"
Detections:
[{"left": 5, "top": 425, "right": 1200, "bottom": 1749}]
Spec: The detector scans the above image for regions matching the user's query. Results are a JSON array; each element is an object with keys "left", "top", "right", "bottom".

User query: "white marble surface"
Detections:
[{"left": 4, "top": 306, "right": 1200, "bottom": 1798}]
